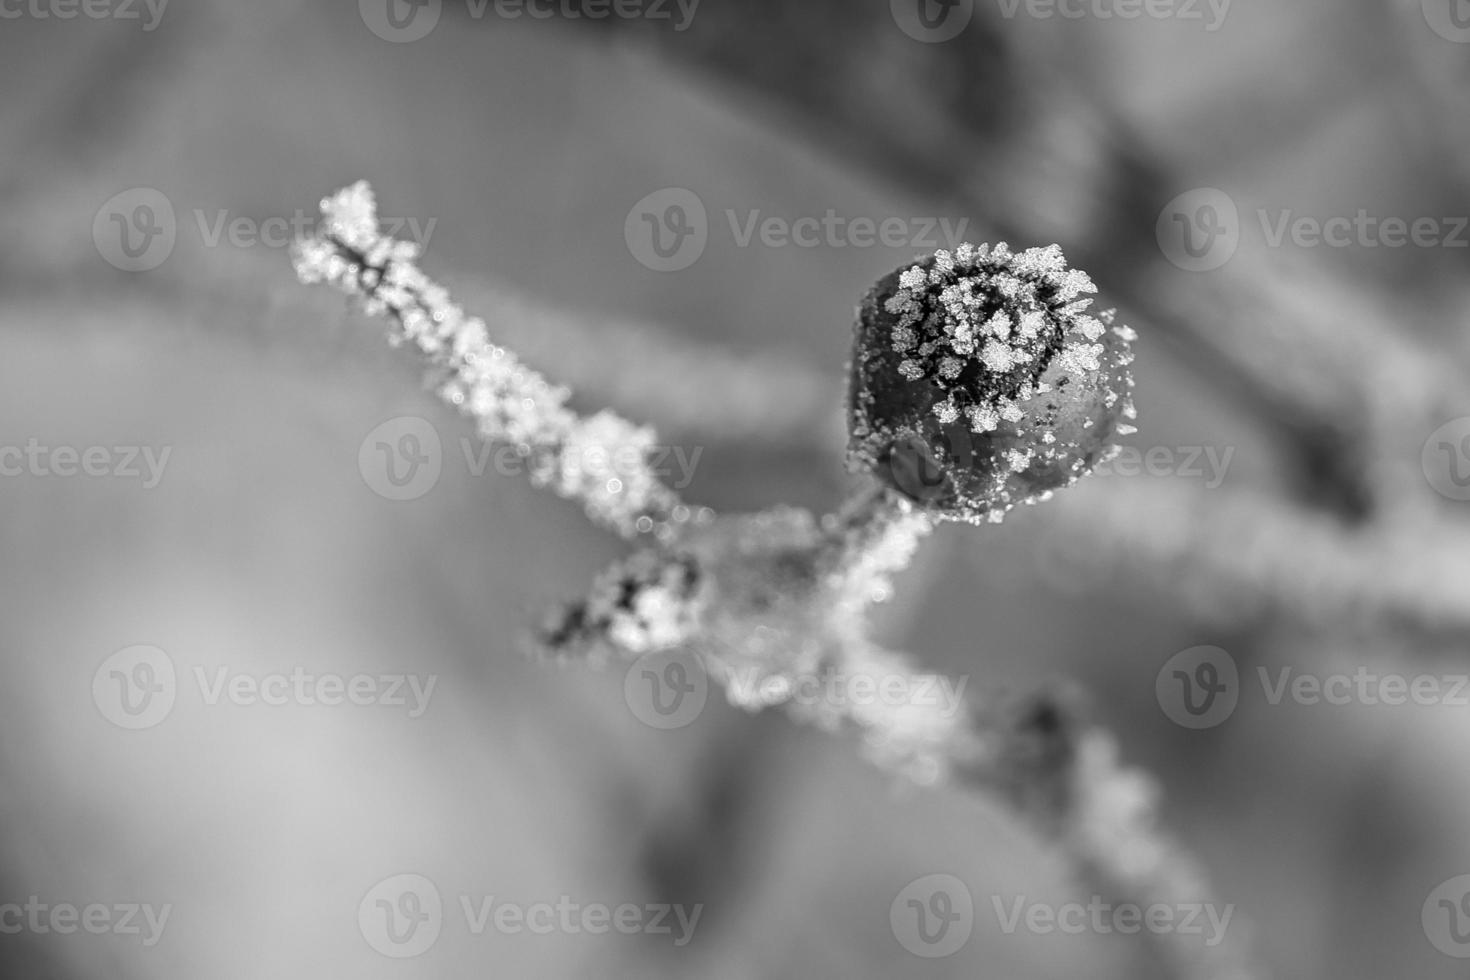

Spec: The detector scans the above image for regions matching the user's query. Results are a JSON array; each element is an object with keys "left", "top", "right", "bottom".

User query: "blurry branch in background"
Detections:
[
  {"left": 296, "top": 185, "right": 1251, "bottom": 980},
  {"left": 454, "top": 279, "right": 842, "bottom": 450},
  {"left": 1041, "top": 480, "right": 1470, "bottom": 641},
  {"left": 1380, "top": 0, "right": 1470, "bottom": 201}
]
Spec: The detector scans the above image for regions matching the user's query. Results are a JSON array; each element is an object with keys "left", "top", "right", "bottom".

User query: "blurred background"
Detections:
[{"left": 3, "top": 0, "right": 1470, "bottom": 976}]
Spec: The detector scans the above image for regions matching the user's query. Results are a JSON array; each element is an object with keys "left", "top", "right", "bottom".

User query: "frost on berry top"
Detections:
[
  {"left": 849, "top": 243, "right": 1137, "bottom": 523},
  {"left": 884, "top": 243, "right": 1109, "bottom": 435}
]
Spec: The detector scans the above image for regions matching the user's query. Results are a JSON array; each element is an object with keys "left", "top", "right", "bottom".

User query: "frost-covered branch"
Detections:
[
  {"left": 542, "top": 481, "right": 1247, "bottom": 980},
  {"left": 295, "top": 183, "right": 1244, "bottom": 980},
  {"left": 292, "top": 181, "right": 697, "bottom": 542}
]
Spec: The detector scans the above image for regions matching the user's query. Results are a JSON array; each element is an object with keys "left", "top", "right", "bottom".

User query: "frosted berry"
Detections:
[{"left": 847, "top": 243, "right": 1137, "bottom": 523}]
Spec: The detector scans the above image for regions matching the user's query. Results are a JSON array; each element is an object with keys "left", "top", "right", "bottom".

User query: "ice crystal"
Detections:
[
  {"left": 294, "top": 182, "right": 692, "bottom": 541},
  {"left": 582, "top": 551, "right": 706, "bottom": 654}
]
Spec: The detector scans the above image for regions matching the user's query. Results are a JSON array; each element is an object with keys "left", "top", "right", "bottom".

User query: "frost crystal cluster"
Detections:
[
  {"left": 849, "top": 243, "right": 1138, "bottom": 523},
  {"left": 294, "top": 182, "right": 699, "bottom": 541}
]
